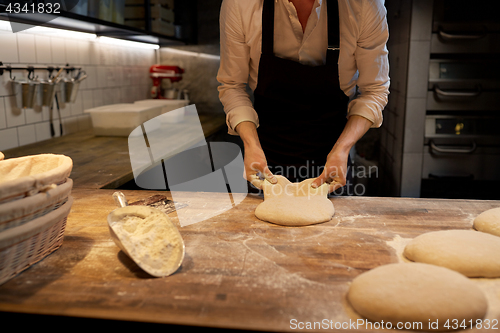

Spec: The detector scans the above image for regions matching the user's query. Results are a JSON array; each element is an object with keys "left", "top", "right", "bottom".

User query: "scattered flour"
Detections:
[
  {"left": 385, "top": 235, "right": 413, "bottom": 263},
  {"left": 109, "top": 206, "right": 184, "bottom": 277}
]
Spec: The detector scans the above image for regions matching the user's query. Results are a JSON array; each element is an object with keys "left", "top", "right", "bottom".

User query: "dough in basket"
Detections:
[{"left": 254, "top": 175, "right": 334, "bottom": 226}]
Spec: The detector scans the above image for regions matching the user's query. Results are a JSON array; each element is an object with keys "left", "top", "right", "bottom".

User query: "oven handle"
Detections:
[
  {"left": 434, "top": 85, "right": 482, "bottom": 98},
  {"left": 429, "top": 140, "right": 477, "bottom": 154},
  {"left": 438, "top": 27, "right": 486, "bottom": 40}
]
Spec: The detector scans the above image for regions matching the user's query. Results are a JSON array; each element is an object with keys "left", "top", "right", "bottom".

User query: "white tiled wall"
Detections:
[{"left": 0, "top": 22, "right": 155, "bottom": 151}]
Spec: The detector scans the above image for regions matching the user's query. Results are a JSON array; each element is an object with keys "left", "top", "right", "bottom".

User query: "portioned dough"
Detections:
[
  {"left": 473, "top": 207, "right": 500, "bottom": 237},
  {"left": 108, "top": 205, "right": 185, "bottom": 277},
  {"left": 254, "top": 175, "right": 334, "bottom": 226},
  {"left": 347, "top": 263, "right": 488, "bottom": 331},
  {"left": 403, "top": 229, "right": 500, "bottom": 277}
]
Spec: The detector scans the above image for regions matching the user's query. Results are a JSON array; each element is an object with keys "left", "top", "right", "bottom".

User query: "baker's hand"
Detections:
[
  {"left": 244, "top": 145, "right": 277, "bottom": 189},
  {"left": 235, "top": 121, "right": 277, "bottom": 189},
  {"left": 311, "top": 149, "right": 349, "bottom": 193}
]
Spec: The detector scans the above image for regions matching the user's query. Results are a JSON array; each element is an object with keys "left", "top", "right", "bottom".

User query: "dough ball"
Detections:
[
  {"left": 254, "top": 175, "right": 334, "bottom": 226},
  {"left": 347, "top": 263, "right": 487, "bottom": 331},
  {"left": 255, "top": 195, "right": 334, "bottom": 226},
  {"left": 403, "top": 230, "right": 500, "bottom": 277},
  {"left": 473, "top": 207, "right": 500, "bottom": 237}
]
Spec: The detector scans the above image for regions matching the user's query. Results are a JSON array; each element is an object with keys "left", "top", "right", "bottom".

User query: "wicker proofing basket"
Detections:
[
  {"left": 0, "top": 196, "right": 73, "bottom": 285},
  {"left": 0, "top": 154, "right": 73, "bottom": 204},
  {"left": 0, "top": 179, "right": 73, "bottom": 232}
]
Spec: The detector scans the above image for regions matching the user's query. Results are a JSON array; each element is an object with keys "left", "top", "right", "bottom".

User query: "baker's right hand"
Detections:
[{"left": 244, "top": 145, "right": 277, "bottom": 189}]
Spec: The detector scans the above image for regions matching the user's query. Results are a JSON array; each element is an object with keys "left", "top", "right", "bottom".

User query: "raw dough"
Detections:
[
  {"left": 108, "top": 205, "right": 185, "bottom": 277},
  {"left": 347, "top": 263, "right": 487, "bottom": 331},
  {"left": 473, "top": 207, "right": 500, "bottom": 237},
  {"left": 254, "top": 175, "right": 334, "bottom": 226},
  {"left": 403, "top": 229, "right": 500, "bottom": 277}
]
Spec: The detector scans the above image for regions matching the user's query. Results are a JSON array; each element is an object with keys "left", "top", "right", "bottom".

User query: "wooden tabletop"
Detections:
[
  {"left": 0, "top": 188, "right": 499, "bottom": 332},
  {"left": 1, "top": 113, "right": 500, "bottom": 331}
]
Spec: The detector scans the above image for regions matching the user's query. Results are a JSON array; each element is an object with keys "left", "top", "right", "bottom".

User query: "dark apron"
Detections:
[{"left": 253, "top": 0, "right": 350, "bottom": 184}]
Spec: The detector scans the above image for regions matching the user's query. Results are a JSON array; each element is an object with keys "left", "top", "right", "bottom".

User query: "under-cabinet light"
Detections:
[
  {"left": 98, "top": 36, "right": 159, "bottom": 49},
  {"left": 25, "top": 26, "right": 96, "bottom": 39},
  {"left": 161, "top": 47, "right": 220, "bottom": 60}
]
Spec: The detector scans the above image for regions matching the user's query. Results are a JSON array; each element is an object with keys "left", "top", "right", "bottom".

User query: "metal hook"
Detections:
[
  {"left": 47, "top": 66, "right": 55, "bottom": 79},
  {"left": 27, "top": 67, "right": 35, "bottom": 80},
  {"left": 8, "top": 67, "right": 15, "bottom": 81}
]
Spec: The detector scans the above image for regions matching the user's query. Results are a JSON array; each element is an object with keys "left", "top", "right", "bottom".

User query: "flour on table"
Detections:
[{"left": 385, "top": 235, "right": 413, "bottom": 263}]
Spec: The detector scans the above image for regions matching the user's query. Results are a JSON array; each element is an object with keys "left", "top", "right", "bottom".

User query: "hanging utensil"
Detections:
[{"left": 54, "top": 91, "right": 63, "bottom": 135}]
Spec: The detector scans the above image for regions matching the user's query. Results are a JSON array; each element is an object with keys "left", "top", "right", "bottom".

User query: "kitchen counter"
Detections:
[
  {"left": 1, "top": 116, "right": 500, "bottom": 332},
  {"left": 1, "top": 112, "right": 227, "bottom": 190}
]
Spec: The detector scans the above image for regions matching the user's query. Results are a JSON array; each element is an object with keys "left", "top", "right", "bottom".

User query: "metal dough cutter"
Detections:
[{"left": 128, "top": 194, "right": 188, "bottom": 214}]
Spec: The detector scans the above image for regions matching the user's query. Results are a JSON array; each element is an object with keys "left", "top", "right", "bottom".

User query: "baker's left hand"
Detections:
[{"left": 311, "top": 148, "right": 349, "bottom": 193}]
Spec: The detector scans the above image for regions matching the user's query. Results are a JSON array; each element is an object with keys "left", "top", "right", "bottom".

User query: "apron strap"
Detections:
[
  {"left": 261, "top": 0, "right": 275, "bottom": 56},
  {"left": 327, "top": 0, "right": 340, "bottom": 50},
  {"left": 261, "top": 0, "right": 340, "bottom": 54}
]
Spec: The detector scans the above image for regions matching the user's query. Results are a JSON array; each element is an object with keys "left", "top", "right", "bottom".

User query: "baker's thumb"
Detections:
[
  {"left": 310, "top": 175, "right": 325, "bottom": 189},
  {"left": 263, "top": 167, "right": 277, "bottom": 184}
]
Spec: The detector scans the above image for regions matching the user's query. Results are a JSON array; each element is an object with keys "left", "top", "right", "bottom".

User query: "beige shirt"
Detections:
[{"left": 217, "top": 0, "right": 390, "bottom": 135}]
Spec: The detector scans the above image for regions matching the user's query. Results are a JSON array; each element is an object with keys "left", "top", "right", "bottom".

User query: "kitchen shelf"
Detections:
[{"left": 0, "top": 9, "right": 186, "bottom": 47}]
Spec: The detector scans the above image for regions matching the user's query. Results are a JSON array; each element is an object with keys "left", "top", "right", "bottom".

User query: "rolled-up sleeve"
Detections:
[
  {"left": 217, "top": 0, "right": 259, "bottom": 135},
  {"left": 347, "top": 0, "right": 390, "bottom": 128}
]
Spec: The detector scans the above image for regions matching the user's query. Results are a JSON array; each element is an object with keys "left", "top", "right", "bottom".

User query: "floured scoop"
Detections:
[
  {"left": 255, "top": 175, "right": 334, "bottom": 226},
  {"left": 107, "top": 205, "right": 185, "bottom": 277}
]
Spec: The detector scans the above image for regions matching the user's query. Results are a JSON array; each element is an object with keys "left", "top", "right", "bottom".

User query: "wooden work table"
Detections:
[{"left": 1, "top": 116, "right": 500, "bottom": 332}]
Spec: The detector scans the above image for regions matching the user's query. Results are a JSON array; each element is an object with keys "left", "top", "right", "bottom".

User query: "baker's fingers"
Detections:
[
  {"left": 262, "top": 166, "right": 277, "bottom": 184},
  {"left": 311, "top": 170, "right": 345, "bottom": 193},
  {"left": 248, "top": 174, "right": 264, "bottom": 189},
  {"left": 327, "top": 181, "right": 343, "bottom": 193},
  {"left": 311, "top": 172, "right": 334, "bottom": 189}
]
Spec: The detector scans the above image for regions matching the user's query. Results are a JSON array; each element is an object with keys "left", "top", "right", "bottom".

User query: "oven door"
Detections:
[
  {"left": 422, "top": 115, "right": 500, "bottom": 199},
  {"left": 427, "top": 58, "right": 500, "bottom": 111},
  {"left": 422, "top": 115, "right": 500, "bottom": 180},
  {"left": 431, "top": 0, "right": 500, "bottom": 54}
]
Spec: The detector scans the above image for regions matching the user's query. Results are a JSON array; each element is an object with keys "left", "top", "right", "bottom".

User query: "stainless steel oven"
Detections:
[
  {"left": 427, "top": 58, "right": 500, "bottom": 112},
  {"left": 422, "top": 114, "right": 500, "bottom": 199},
  {"left": 424, "top": 115, "right": 500, "bottom": 179},
  {"left": 421, "top": 0, "right": 500, "bottom": 199},
  {"left": 431, "top": 0, "right": 500, "bottom": 54}
]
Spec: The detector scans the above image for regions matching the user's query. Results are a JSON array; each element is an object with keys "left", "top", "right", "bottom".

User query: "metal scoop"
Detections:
[{"left": 107, "top": 191, "right": 185, "bottom": 277}]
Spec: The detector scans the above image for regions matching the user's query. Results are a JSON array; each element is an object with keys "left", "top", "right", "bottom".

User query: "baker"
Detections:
[{"left": 217, "top": 0, "right": 389, "bottom": 193}]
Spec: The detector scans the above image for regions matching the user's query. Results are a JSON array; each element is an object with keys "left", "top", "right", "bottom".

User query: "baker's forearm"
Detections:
[
  {"left": 331, "top": 115, "right": 372, "bottom": 156},
  {"left": 235, "top": 121, "right": 262, "bottom": 150}
]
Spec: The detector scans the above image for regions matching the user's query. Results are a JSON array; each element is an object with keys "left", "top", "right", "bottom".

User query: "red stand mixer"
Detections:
[{"left": 149, "top": 64, "right": 185, "bottom": 99}]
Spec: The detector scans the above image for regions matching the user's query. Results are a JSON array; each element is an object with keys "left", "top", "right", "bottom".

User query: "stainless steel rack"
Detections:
[{"left": 0, "top": 62, "right": 82, "bottom": 80}]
